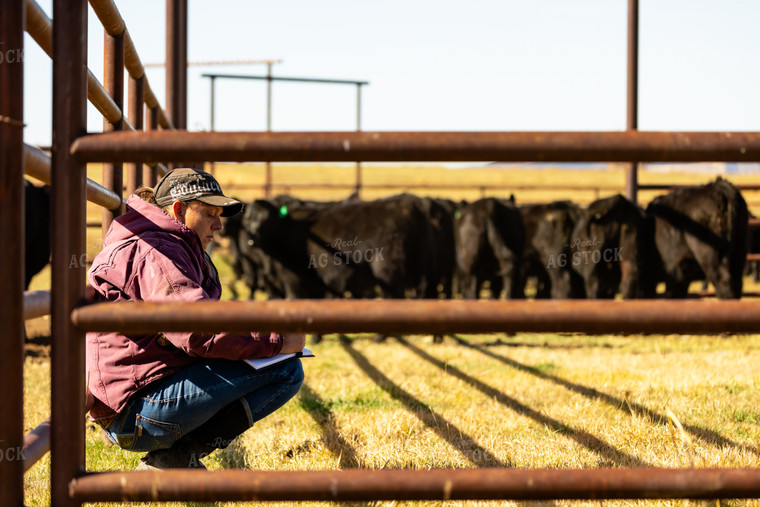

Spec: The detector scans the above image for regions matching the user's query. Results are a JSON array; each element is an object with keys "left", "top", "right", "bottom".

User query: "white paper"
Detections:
[{"left": 244, "top": 348, "right": 314, "bottom": 370}]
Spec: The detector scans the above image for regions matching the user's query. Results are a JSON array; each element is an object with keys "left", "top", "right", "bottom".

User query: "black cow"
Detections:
[
  {"left": 222, "top": 194, "right": 343, "bottom": 299},
  {"left": 518, "top": 201, "right": 585, "bottom": 299},
  {"left": 238, "top": 193, "right": 436, "bottom": 301},
  {"left": 647, "top": 178, "right": 748, "bottom": 299},
  {"left": 571, "top": 194, "right": 656, "bottom": 299},
  {"left": 24, "top": 180, "right": 52, "bottom": 290},
  {"left": 220, "top": 204, "right": 256, "bottom": 299},
  {"left": 238, "top": 199, "right": 326, "bottom": 300},
  {"left": 746, "top": 214, "right": 760, "bottom": 283},
  {"left": 304, "top": 193, "right": 436, "bottom": 299},
  {"left": 454, "top": 197, "right": 525, "bottom": 299},
  {"left": 418, "top": 197, "right": 457, "bottom": 299}
]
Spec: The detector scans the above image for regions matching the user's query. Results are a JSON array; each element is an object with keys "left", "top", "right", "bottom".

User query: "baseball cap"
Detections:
[{"left": 154, "top": 168, "right": 244, "bottom": 217}]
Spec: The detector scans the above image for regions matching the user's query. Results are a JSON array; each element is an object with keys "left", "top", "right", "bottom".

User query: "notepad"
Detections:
[{"left": 244, "top": 348, "right": 314, "bottom": 370}]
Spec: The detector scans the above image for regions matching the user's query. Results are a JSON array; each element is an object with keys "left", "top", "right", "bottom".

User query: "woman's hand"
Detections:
[{"left": 280, "top": 333, "right": 306, "bottom": 354}]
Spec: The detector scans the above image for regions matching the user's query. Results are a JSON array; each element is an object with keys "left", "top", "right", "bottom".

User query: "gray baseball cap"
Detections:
[{"left": 154, "top": 168, "right": 243, "bottom": 217}]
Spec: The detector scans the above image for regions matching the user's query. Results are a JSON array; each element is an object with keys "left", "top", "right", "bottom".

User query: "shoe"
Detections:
[
  {"left": 136, "top": 445, "right": 208, "bottom": 470},
  {"left": 134, "top": 398, "right": 252, "bottom": 471},
  {"left": 135, "top": 458, "right": 162, "bottom": 471}
]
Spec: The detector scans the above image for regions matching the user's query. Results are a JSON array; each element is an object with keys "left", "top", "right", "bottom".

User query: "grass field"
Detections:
[{"left": 22, "top": 164, "right": 760, "bottom": 506}]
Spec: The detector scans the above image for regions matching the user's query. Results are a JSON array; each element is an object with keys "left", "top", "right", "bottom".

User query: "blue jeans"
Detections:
[{"left": 104, "top": 357, "right": 304, "bottom": 452}]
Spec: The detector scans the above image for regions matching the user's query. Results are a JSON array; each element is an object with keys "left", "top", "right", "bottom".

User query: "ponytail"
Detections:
[{"left": 135, "top": 186, "right": 157, "bottom": 205}]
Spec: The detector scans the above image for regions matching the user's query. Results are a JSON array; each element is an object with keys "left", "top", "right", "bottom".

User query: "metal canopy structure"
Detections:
[{"left": 202, "top": 70, "right": 369, "bottom": 195}]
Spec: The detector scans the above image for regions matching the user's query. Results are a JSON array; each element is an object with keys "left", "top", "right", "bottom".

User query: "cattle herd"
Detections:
[
  {"left": 221, "top": 177, "right": 751, "bottom": 303},
  {"left": 20, "top": 177, "right": 751, "bottom": 302}
]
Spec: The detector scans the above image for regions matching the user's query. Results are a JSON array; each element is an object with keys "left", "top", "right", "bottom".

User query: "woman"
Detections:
[{"left": 86, "top": 168, "right": 305, "bottom": 470}]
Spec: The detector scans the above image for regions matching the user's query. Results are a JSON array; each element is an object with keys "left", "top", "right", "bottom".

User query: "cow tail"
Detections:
[
  {"left": 725, "top": 181, "right": 749, "bottom": 258},
  {"left": 722, "top": 181, "right": 749, "bottom": 296}
]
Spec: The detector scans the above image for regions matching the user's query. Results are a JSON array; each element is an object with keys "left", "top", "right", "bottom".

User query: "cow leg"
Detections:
[
  {"left": 459, "top": 275, "right": 479, "bottom": 299},
  {"left": 534, "top": 269, "right": 552, "bottom": 299},
  {"left": 583, "top": 274, "right": 600, "bottom": 299},
  {"left": 708, "top": 260, "right": 740, "bottom": 299},
  {"left": 663, "top": 277, "right": 689, "bottom": 298},
  {"left": 488, "top": 277, "right": 503, "bottom": 299},
  {"left": 441, "top": 274, "right": 453, "bottom": 300},
  {"left": 549, "top": 270, "right": 572, "bottom": 299},
  {"left": 688, "top": 239, "right": 741, "bottom": 299},
  {"left": 504, "top": 270, "right": 526, "bottom": 300}
]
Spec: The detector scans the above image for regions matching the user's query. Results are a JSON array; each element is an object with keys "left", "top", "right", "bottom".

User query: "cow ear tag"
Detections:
[
  {"left": 454, "top": 210, "right": 461, "bottom": 220},
  {"left": 279, "top": 205, "right": 288, "bottom": 217}
]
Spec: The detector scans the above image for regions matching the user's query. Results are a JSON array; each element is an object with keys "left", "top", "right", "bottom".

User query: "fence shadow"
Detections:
[
  {"left": 450, "top": 334, "right": 758, "bottom": 456},
  {"left": 465, "top": 335, "right": 620, "bottom": 350},
  {"left": 396, "top": 336, "right": 649, "bottom": 468},
  {"left": 212, "top": 382, "right": 364, "bottom": 470},
  {"left": 339, "top": 335, "right": 509, "bottom": 468},
  {"left": 297, "top": 382, "right": 364, "bottom": 468}
]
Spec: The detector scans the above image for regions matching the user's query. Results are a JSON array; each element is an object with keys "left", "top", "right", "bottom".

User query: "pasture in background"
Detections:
[{"left": 24, "top": 161, "right": 760, "bottom": 304}]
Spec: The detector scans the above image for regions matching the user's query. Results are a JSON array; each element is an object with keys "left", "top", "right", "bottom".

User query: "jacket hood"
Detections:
[{"left": 102, "top": 194, "right": 202, "bottom": 251}]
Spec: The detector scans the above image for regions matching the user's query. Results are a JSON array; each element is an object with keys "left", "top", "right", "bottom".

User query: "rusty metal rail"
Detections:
[
  {"left": 25, "top": 0, "right": 168, "bottom": 178},
  {"left": 641, "top": 183, "right": 760, "bottom": 191},
  {"left": 23, "top": 418, "right": 51, "bottom": 472},
  {"left": 71, "top": 131, "right": 760, "bottom": 164},
  {"left": 88, "top": 0, "right": 174, "bottom": 130},
  {"left": 25, "top": 0, "right": 129, "bottom": 128},
  {"left": 68, "top": 468, "right": 760, "bottom": 502},
  {"left": 72, "top": 299, "right": 760, "bottom": 335},
  {"left": 24, "top": 290, "right": 51, "bottom": 320},
  {"left": 24, "top": 143, "right": 123, "bottom": 210},
  {"left": 51, "top": 2, "right": 88, "bottom": 503},
  {"left": 1, "top": 1, "right": 25, "bottom": 503},
  {"left": 226, "top": 181, "right": 624, "bottom": 192}
]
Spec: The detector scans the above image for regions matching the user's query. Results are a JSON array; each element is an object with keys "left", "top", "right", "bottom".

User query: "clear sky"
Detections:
[{"left": 22, "top": 0, "right": 760, "bottom": 149}]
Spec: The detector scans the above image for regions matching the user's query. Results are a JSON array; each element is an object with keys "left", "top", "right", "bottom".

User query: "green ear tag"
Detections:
[
  {"left": 454, "top": 210, "right": 461, "bottom": 220},
  {"left": 279, "top": 205, "right": 288, "bottom": 217}
]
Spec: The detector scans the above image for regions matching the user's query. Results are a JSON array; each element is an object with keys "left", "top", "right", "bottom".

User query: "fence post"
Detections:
[
  {"left": 264, "top": 63, "right": 273, "bottom": 197},
  {"left": 355, "top": 82, "right": 363, "bottom": 197},
  {"left": 166, "top": 0, "right": 188, "bottom": 170},
  {"left": 0, "top": 0, "right": 26, "bottom": 504},
  {"left": 625, "top": 0, "right": 639, "bottom": 204},
  {"left": 209, "top": 75, "right": 216, "bottom": 176},
  {"left": 127, "top": 75, "right": 145, "bottom": 194},
  {"left": 51, "top": 0, "right": 88, "bottom": 505},
  {"left": 145, "top": 106, "right": 159, "bottom": 187},
  {"left": 101, "top": 30, "right": 125, "bottom": 237}
]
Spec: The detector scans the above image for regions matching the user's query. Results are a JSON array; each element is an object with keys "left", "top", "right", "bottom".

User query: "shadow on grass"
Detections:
[
  {"left": 24, "top": 333, "right": 52, "bottom": 360},
  {"left": 340, "top": 335, "right": 510, "bottom": 468},
  {"left": 397, "top": 336, "right": 649, "bottom": 468},
  {"left": 297, "top": 382, "right": 363, "bottom": 468},
  {"left": 480, "top": 335, "right": 618, "bottom": 350},
  {"left": 450, "top": 334, "right": 759, "bottom": 457}
]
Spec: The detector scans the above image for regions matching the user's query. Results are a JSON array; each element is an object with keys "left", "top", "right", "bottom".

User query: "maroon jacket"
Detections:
[{"left": 86, "top": 195, "right": 283, "bottom": 422}]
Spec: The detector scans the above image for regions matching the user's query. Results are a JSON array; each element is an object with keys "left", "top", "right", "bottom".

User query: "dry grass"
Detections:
[
  {"left": 21, "top": 163, "right": 760, "bottom": 506},
  {"left": 22, "top": 331, "right": 760, "bottom": 506}
]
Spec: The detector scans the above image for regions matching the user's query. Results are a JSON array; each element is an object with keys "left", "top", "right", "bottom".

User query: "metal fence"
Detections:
[{"left": 5, "top": 0, "right": 760, "bottom": 505}]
